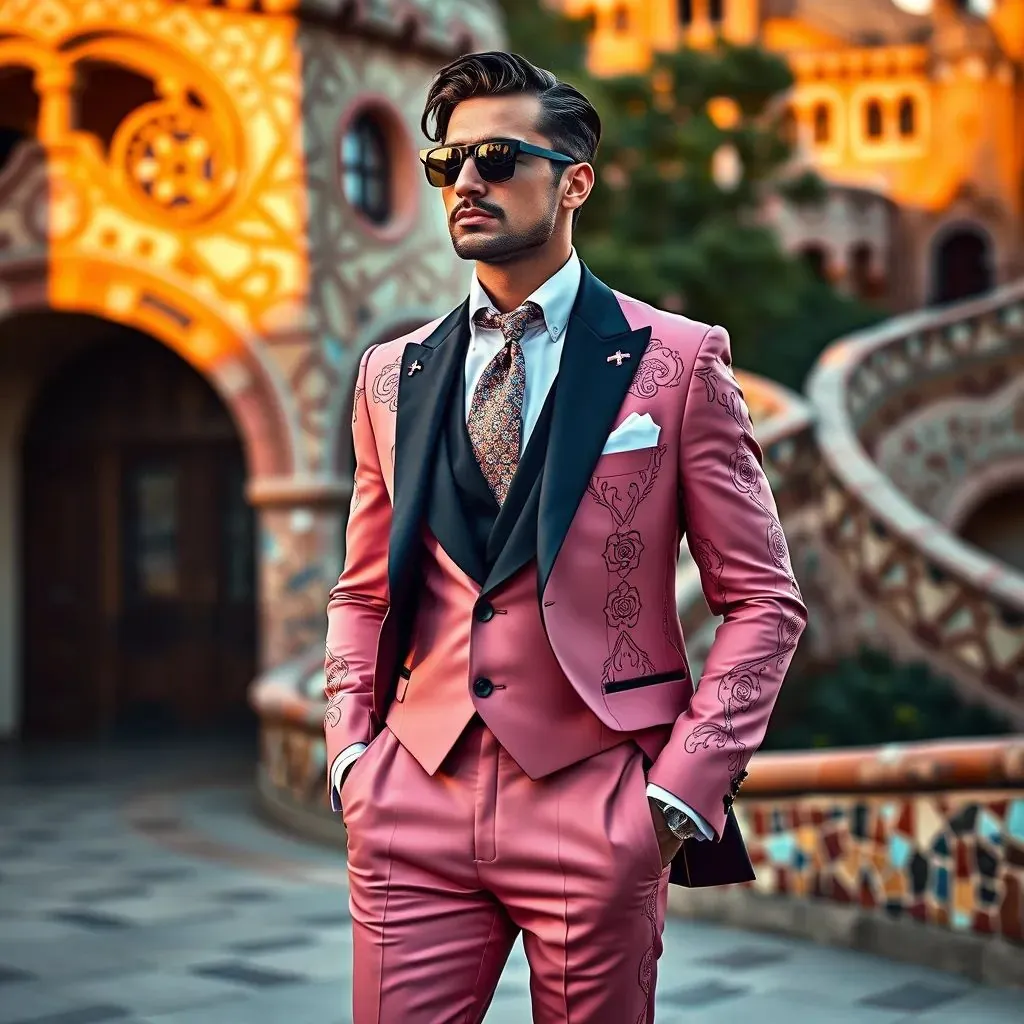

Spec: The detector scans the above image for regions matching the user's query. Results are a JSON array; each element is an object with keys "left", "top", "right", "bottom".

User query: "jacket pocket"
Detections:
[
  {"left": 593, "top": 445, "right": 660, "bottom": 479},
  {"left": 602, "top": 668, "right": 687, "bottom": 695}
]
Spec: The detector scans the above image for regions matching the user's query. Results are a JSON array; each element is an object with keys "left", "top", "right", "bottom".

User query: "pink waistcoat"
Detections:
[{"left": 385, "top": 529, "right": 669, "bottom": 778}]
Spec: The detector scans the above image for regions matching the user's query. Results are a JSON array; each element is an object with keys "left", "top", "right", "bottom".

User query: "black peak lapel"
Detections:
[
  {"left": 426, "top": 379, "right": 488, "bottom": 586},
  {"left": 388, "top": 301, "right": 470, "bottom": 601},
  {"left": 537, "top": 266, "right": 652, "bottom": 596}
]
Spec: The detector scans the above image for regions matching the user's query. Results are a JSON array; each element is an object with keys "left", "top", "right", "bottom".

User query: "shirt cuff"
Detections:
[
  {"left": 329, "top": 743, "right": 367, "bottom": 811},
  {"left": 646, "top": 783, "right": 715, "bottom": 841}
]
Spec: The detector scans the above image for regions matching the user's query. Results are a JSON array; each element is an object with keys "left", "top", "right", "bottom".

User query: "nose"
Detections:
[{"left": 453, "top": 152, "right": 486, "bottom": 200}]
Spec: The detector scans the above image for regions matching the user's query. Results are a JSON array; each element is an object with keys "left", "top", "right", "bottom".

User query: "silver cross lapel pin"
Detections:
[
  {"left": 407, "top": 360, "right": 423, "bottom": 376},
  {"left": 607, "top": 350, "right": 630, "bottom": 367}
]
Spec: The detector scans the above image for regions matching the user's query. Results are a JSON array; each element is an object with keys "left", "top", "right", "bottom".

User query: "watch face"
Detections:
[
  {"left": 662, "top": 805, "right": 695, "bottom": 839},
  {"left": 665, "top": 806, "right": 687, "bottom": 828}
]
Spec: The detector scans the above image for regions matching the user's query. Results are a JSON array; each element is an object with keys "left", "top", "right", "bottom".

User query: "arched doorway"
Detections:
[
  {"left": 19, "top": 314, "right": 257, "bottom": 739},
  {"left": 932, "top": 226, "right": 992, "bottom": 305},
  {"left": 849, "top": 243, "right": 876, "bottom": 301},
  {"left": 798, "top": 243, "right": 830, "bottom": 283}
]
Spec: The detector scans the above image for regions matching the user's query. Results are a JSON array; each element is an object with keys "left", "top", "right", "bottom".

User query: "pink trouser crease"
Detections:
[{"left": 342, "top": 721, "right": 670, "bottom": 1024}]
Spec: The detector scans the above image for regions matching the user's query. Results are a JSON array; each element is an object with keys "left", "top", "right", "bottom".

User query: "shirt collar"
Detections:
[{"left": 468, "top": 248, "right": 582, "bottom": 343}]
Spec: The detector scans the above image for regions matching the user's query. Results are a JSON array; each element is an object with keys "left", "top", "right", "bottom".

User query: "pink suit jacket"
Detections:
[{"left": 325, "top": 265, "right": 807, "bottom": 885}]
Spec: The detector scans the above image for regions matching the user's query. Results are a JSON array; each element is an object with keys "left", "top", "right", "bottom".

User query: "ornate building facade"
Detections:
[
  {"left": 562, "top": 0, "right": 1024, "bottom": 310},
  {"left": 0, "top": 0, "right": 503, "bottom": 740}
]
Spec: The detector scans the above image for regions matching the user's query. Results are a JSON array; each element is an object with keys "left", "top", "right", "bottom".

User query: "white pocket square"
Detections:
[{"left": 601, "top": 412, "right": 661, "bottom": 455}]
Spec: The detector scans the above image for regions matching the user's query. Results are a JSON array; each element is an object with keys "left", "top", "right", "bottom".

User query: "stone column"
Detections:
[
  {"left": 35, "top": 64, "right": 77, "bottom": 145},
  {"left": 247, "top": 478, "right": 350, "bottom": 669}
]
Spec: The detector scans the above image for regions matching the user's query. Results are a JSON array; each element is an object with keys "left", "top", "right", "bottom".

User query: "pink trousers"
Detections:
[{"left": 341, "top": 720, "right": 669, "bottom": 1024}]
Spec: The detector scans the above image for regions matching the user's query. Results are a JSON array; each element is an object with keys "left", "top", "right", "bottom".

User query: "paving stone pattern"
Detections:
[{"left": 0, "top": 744, "right": 1020, "bottom": 1023}]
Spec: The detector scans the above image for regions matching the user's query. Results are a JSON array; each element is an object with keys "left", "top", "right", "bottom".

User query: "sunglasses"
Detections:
[{"left": 418, "top": 138, "right": 576, "bottom": 188}]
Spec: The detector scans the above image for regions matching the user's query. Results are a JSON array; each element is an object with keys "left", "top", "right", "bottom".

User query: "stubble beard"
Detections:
[{"left": 450, "top": 195, "right": 559, "bottom": 265}]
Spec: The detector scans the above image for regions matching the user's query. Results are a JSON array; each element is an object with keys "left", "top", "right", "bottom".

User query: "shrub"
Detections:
[{"left": 763, "top": 648, "right": 1013, "bottom": 750}]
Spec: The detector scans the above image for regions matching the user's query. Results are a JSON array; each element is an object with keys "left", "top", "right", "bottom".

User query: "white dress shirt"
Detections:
[{"left": 330, "top": 249, "right": 713, "bottom": 841}]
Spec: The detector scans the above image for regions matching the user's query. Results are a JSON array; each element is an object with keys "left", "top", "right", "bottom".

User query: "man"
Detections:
[{"left": 324, "top": 51, "right": 806, "bottom": 1023}]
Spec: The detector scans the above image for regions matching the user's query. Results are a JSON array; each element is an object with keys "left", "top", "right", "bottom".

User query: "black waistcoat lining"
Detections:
[{"left": 439, "top": 365, "right": 557, "bottom": 578}]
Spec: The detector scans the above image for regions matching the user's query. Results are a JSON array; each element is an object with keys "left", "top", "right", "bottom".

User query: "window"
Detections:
[
  {"left": 813, "top": 103, "right": 831, "bottom": 144},
  {"left": 340, "top": 113, "right": 390, "bottom": 224},
  {"left": 613, "top": 4, "right": 630, "bottom": 32},
  {"left": 678, "top": 0, "right": 693, "bottom": 26},
  {"left": 710, "top": 0, "right": 725, "bottom": 23},
  {"left": 898, "top": 96, "right": 915, "bottom": 137},
  {"left": 780, "top": 105, "right": 798, "bottom": 147},
  {"left": 800, "top": 244, "right": 829, "bottom": 283},
  {"left": 126, "top": 465, "right": 179, "bottom": 600},
  {"left": 864, "top": 100, "right": 884, "bottom": 140},
  {"left": 849, "top": 243, "right": 878, "bottom": 300}
]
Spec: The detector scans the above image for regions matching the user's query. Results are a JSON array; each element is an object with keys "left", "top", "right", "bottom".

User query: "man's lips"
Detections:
[{"left": 454, "top": 208, "right": 497, "bottom": 226}]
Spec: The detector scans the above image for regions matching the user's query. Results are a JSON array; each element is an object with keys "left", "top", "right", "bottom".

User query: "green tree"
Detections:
[
  {"left": 573, "top": 42, "right": 828, "bottom": 367},
  {"left": 495, "top": 0, "right": 592, "bottom": 79},
  {"left": 746, "top": 275, "right": 885, "bottom": 392},
  {"left": 762, "top": 648, "right": 1012, "bottom": 751},
  {"left": 498, "top": 2, "right": 884, "bottom": 387}
]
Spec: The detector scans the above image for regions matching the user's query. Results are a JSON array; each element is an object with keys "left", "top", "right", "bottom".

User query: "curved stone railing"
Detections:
[{"left": 807, "top": 283, "right": 1024, "bottom": 725}]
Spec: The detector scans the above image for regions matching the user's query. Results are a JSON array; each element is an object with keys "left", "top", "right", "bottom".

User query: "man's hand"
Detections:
[{"left": 649, "top": 799, "right": 684, "bottom": 869}]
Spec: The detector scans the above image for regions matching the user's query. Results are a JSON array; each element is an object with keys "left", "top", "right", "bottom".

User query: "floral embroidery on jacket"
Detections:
[
  {"left": 589, "top": 446, "right": 665, "bottom": 686},
  {"left": 635, "top": 879, "right": 661, "bottom": 1024},
  {"left": 371, "top": 358, "right": 401, "bottom": 412},
  {"left": 603, "top": 632, "right": 656, "bottom": 682},
  {"left": 682, "top": 351, "right": 802, "bottom": 776},
  {"left": 604, "top": 581, "right": 642, "bottom": 628},
  {"left": 629, "top": 339, "right": 686, "bottom": 398},
  {"left": 691, "top": 536, "right": 726, "bottom": 603},
  {"left": 684, "top": 611, "right": 801, "bottom": 772},
  {"left": 604, "top": 531, "right": 645, "bottom": 575},
  {"left": 324, "top": 649, "right": 350, "bottom": 729},
  {"left": 706, "top": 364, "right": 800, "bottom": 595}
]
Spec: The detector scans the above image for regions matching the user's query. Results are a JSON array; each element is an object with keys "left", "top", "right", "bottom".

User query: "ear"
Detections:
[{"left": 561, "top": 162, "right": 595, "bottom": 215}]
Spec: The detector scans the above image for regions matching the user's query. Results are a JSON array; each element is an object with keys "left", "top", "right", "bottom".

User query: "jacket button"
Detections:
[
  {"left": 474, "top": 600, "right": 495, "bottom": 623},
  {"left": 473, "top": 677, "right": 494, "bottom": 698}
]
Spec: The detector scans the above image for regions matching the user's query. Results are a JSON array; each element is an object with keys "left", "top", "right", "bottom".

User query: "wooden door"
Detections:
[
  {"left": 934, "top": 229, "right": 992, "bottom": 305},
  {"left": 21, "top": 328, "right": 257, "bottom": 740}
]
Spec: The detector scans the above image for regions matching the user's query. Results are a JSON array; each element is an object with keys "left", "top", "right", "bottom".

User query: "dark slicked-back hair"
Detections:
[{"left": 421, "top": 51, "right": 601, "bottom": 171}]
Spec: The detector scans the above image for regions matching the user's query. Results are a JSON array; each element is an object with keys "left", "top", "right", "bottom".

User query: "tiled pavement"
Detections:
[{"left": 0, "top": 741, "right": 1021, "bottom": 1024}]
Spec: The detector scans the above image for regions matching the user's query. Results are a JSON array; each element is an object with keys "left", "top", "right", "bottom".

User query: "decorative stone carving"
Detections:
[{"left": 112, "top": 100, "right": 237, "bottom": 224}]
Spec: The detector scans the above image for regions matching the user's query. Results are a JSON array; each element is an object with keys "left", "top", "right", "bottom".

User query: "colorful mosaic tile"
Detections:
[{"left": 739, "top": 792, "right": 1024, "bottom": 945}]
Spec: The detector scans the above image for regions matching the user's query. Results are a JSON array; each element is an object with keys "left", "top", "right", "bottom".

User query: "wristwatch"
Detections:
[{"left": 654, "top": 800, "right": 701, "bottom": 841}]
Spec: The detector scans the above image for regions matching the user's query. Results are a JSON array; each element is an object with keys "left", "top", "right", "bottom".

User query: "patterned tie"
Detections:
[{"left": 467, "top": 300, "right": 543, "bottom": 505}]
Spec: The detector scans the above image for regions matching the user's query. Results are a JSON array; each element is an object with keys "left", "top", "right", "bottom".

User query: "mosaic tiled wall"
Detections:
[
  {"left": 740, "top": 792, "right": 1024, "bottom": 944},
  {"left": 259, "top": 718, "right": 331, "bottom": 812},
  {"left": 872, "top": 362, "right": 1024, "bottom": 525}
]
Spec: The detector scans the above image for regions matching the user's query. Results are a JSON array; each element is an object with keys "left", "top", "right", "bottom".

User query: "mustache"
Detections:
[{"left": 451, "top": 200, "right": 504, "bottom": 224}]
